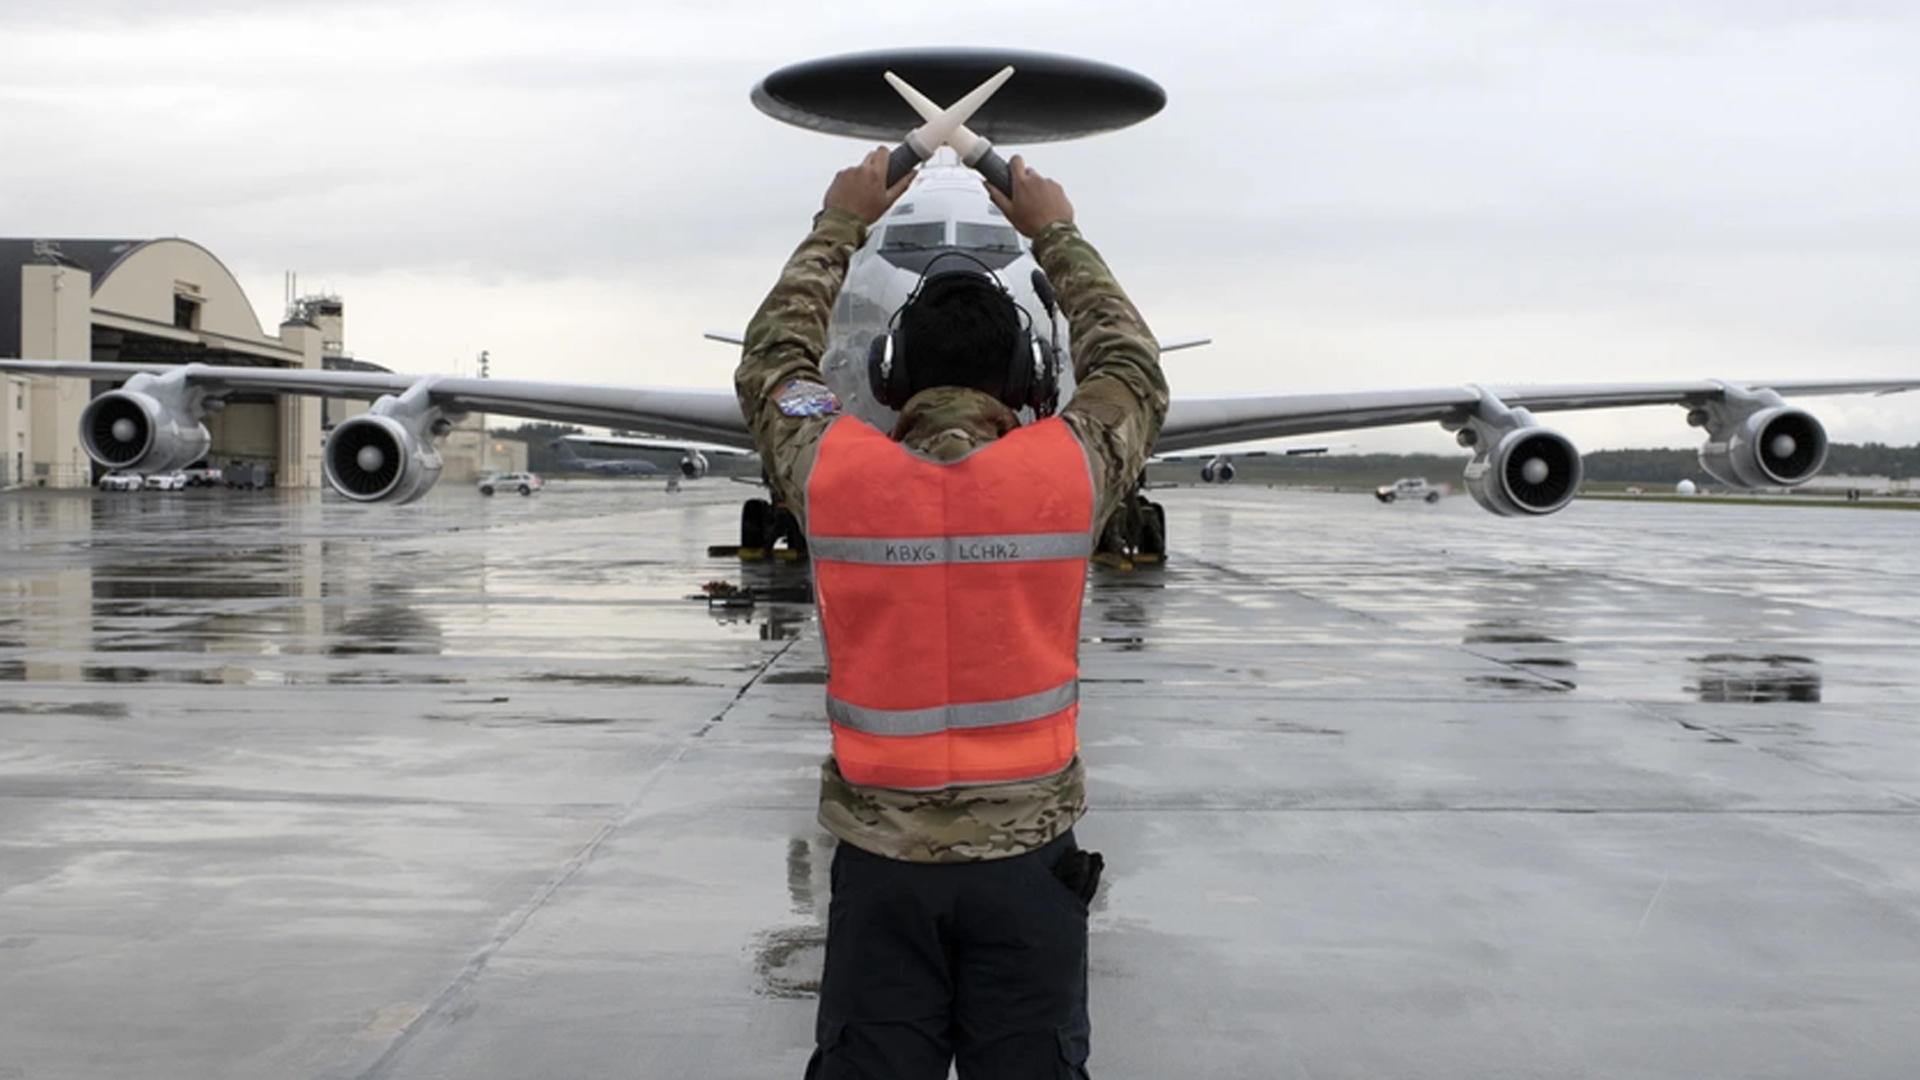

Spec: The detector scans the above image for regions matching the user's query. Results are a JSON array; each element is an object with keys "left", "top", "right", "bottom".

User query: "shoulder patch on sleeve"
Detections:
[{"left": 776, "top": 379, "right": 841, "bottom": 418}]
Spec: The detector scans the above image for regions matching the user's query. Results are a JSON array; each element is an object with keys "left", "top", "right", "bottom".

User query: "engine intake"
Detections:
[
  {"left": 1695, "top": 395, "right": 1827, "bottom": 489},
  {"left": 679, "top": 451, "right": 710, "bottom": 480},
  {"left": 323, "top": 413, "right": 442, "bottom": 503},
  {"left": 1452, "top": 392, "right": 1583, "bottom": 517},
  {"left": 79, "top": 387, "right": 211, "bottom": 473},
  {"left": 1464, "top": 427, "right": 1583, "bottom": 516},
  {"left": 1199, "top": 456, "right": 1235, "bottom": 484}
]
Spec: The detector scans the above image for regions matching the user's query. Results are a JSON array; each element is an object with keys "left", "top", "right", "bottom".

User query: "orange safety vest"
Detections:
[{"left": 806, "top": 416, "right": 1096, "bottom": 791}]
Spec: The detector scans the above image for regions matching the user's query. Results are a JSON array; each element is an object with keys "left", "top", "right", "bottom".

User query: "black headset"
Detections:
[{"left": 866, "top": 254, "right": 1060, "bottom": 416}]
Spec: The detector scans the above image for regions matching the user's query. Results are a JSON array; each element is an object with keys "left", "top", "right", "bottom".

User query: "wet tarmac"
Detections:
[{"left": 2, "top": 480, "right": 1918, "bottom": 1079}]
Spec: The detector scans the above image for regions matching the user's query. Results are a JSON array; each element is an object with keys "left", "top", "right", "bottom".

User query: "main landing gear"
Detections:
[
  {"left": 736, "top": 497, "right": 808, "bottom": 561},
  {"left": 1094, "top": 493, "right": 1166, "bottom": 569},
  {"left": 721, "top": 491, "right": 1165, "bottom": 567}
]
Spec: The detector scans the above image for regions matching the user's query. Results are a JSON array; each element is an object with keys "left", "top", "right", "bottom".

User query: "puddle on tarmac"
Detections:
[
  {"left": 1688, "top": 654, "right": 1822, "bottom": 704},
  {"left": 1467, "top": 674, "right": 1575, "bottom": 693},
  {"left": 761, "top": 670, "right": 827, "bottom": 685}
]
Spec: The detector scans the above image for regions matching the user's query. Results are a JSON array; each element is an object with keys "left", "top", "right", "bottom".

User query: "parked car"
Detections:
[
  {"left": 180, "top": 461, "right": 225, "bottom": 487},
  {"left": 99, "top": 472, "right": 144, "bottom": 492},
  {"left": 478, "top": 472, "right": 542, "bottom": 496},
  {"left": 144, "top": 471, "right": 189, "bottom": 492}
]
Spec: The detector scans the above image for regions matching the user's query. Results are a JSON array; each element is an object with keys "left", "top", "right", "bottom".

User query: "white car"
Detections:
[
  {"left": 478, "top": 472, "right": 542, "bottom": 496},
  {"left": 179, "top": 462, "right": 225, "bottom": 487},
  {"left": 1375, "top": 477, "right": 1443, "bottom": 504},
  {"left": 99, "top": 472, "right": 144, "bottom": 492},
  {"left": 144, "top": 471, "right": 189, "bottom": 491}
]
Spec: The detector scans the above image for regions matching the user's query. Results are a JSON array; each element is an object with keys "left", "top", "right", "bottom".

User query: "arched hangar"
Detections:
[{"left": 1, "top": 237, "right": 324, "bottom": 489}]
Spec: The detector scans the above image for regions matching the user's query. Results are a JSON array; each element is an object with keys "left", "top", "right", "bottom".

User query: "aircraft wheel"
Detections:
[
  {"left": 1136, "top": 500, "right": 1167, "bottom": 560},
  {"left": 774, "top": 505, "right": 808, "bottom": 558},
  {"left": 1096, "top": 510, "right": 1131, "bottom": 558},
  {"left": 740, "top": 498, "right": 774, "bottom": 554}
]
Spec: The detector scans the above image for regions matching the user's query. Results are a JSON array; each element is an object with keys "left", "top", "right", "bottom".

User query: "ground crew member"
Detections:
[{"left": 734, "top": 146, "right": 1167, "bottom": 1080}]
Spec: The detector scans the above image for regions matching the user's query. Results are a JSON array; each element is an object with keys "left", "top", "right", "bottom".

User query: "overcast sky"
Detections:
[{"left": 4, "top": 0, "right": 1916, "bottom": 453}]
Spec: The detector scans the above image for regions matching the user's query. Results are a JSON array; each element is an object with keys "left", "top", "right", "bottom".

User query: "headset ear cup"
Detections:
[
  {"left": 866, "top": 333, "right": 890, "bottom": 408},
  {"left": 867, "top": 331, "right": 911, "bottom": 408},
  {"left": 1002, "top": 332, "right": 1033, "bottom": 413},
  {"left": 1034, "top": 340, "right": 1060, "bottom": 414},
  {"left": 866, "top": 334, "right": 889, "bottom": 407}
]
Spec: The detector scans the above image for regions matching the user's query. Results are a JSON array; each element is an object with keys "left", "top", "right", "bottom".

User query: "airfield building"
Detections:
[{"left": 2, "top": 237, "right": 324, "bottom": 490}]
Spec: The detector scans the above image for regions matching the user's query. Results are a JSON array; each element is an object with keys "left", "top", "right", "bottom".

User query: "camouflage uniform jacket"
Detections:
[{"left": 735, "top": 205, "right": 1168, "bottom": 863}]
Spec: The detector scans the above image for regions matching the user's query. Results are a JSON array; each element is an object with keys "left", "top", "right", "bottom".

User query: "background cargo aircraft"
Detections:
[
  {"left": 557, "top": 433, "right": 757, "bottom": 483},
  {"left": 548, "top": 438, "right": 661, "bottom": 478},
  {"left": 552, "top": 432, "right": 672, "bottom": 474},
  {"left": 3, "top": 49, "right": 1918, "bottom": 560}
]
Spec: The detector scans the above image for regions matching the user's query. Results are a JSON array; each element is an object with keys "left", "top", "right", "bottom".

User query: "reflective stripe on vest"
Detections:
[
  {"left": 827, "top": 680, "right": 1079, "bottom": 736},
  {"left": 806, "top": 415, "right": 1096, "bottom": 791},
  {"left": 807, "top": 532, "right": 1091, "bottom": 566}
]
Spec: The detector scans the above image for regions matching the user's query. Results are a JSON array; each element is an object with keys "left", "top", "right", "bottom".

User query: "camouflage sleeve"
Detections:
[
  {"left": 733, "top": 207, "right": 868, "bottom": 522},
  {"left": 1035, "top": 221, "right": 1169, "bottom": 531}
]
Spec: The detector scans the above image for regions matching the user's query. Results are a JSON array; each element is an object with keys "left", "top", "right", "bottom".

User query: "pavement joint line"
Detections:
[{"left": 349, "top": 638, "right": 800, "bottom": 1080}]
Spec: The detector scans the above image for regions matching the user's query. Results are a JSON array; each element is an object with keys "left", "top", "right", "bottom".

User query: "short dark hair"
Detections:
[{"left": 897, "top": 271, "right": 1023, "bottom": 400}]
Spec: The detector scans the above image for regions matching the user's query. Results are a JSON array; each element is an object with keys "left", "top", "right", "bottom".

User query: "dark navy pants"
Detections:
[{"left": 804, "top": 829, "right": 1092, "bottom": 1080}]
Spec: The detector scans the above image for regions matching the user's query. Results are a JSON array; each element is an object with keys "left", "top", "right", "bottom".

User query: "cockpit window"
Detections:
[
  {"left": 880, "top": 222, "right": 946, "bottom": 251},
  {"left": 876, "top": 219, "right": 1026, "bottom": 273},
  {"left": 955, "top": 222, "right": 1021, "bottom": 253}
]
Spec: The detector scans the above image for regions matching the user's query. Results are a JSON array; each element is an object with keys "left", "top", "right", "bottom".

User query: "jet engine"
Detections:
[
  {"left": 1691, "top": 386, "right": 1828, "bottom": 489},
  {"left": 1452, "top": 394, "right": 1583, "bottom": 517},
  {"left": 679, "top": 451, "right": 710, "bottom": 480},
  {"left": 78, "top": 370, "right": 213, "bottom": 472},
  {"left": 1198, "top": 456, "right": 1235, "bottom": 483},
  {"left": 322, "top": 385, "right": 448, "bottom": 503}
]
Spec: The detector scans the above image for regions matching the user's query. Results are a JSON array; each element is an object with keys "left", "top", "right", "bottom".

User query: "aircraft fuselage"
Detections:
[{"left": 817, "top": 159, "right": 1071, "bottom": 432}]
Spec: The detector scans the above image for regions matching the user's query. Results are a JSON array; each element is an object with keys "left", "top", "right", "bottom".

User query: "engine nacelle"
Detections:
[
  {"left": 322, "top": 397, "right": 445, "bottom": 504},
  {"left": 1199, "top": 456, "right": 1235, "bottom": 484},
  {"left": 679, "top": 451, "right": 710, "bottom": 480},
  {"left": 1692, "top": 389, "right": 1827, "bottom": 489},
  {"left": 1464, "top": 426, "right": 1583, "bottom": 516},
  {"left": 1452, "top": 394, "right": 1583, "bottom": 517},
  {"left": 79, "top": 381, "right": 212, "bottom": 473}
]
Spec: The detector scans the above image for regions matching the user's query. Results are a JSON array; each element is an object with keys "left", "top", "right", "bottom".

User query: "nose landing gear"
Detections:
[{"left": 1094, "top": 494, "right": 1166, "bottom": 569}]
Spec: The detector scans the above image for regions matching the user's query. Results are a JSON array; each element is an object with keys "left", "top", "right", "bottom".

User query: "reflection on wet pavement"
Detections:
[
  {"left": 4, "top": 483, "right": 1920, "bottom": 1080},
  {"left": 0, "top": 486, "right": 818, "bottom": 686},
  {"left": 1690, "top": 654, "right": 1823, "bottom": 703},
  {"left": 753, "top": 835, "right": 831, "bottom": 1000}
]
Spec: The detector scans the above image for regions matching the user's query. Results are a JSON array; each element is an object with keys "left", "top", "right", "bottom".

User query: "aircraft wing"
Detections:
[
  {"left": 1156, "top": 378, "right": 1920, "bottom": 454},
  {"left": 5, "top": 356, "right": 1917, "bottom": 514},
  {"left": 0, "top": 360, "right": 754, "bottom": 450},
  {"left": 19, "top": 362, "right": 1913, "bottom": 461}
]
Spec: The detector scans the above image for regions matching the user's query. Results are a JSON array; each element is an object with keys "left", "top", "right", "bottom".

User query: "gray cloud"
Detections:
[{"left": 4, "top": 0, "right": 1917, "bottom": 447}]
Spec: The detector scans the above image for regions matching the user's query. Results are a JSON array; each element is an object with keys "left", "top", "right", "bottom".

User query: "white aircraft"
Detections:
[
  {"left": 1152, "top": 443, "right": 1347, "bottom": 485},
  {"left": 3, "top": 48, "right": 1918, "bottom": 561},
  {"left": 555, "top": 433, "right": 756, "bottom": 482}
]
